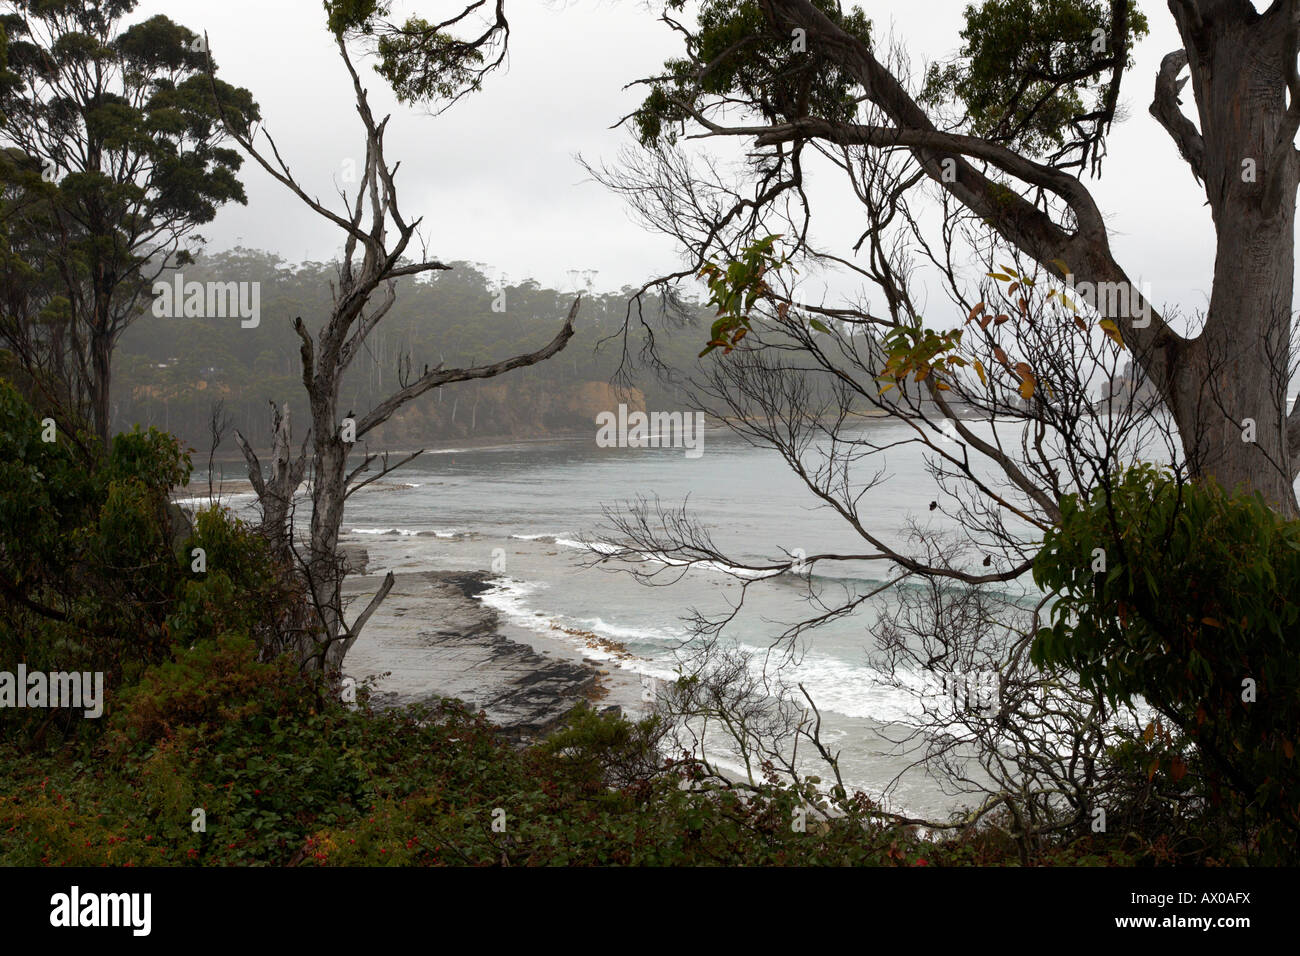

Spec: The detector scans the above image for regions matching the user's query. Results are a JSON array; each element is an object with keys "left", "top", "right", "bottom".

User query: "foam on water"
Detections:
[
  {"left": 553, "top": 537, "right": 623, "bottom": 556},
  {"left": 349, "top": 527, "right": 461, "bottom": 538}
]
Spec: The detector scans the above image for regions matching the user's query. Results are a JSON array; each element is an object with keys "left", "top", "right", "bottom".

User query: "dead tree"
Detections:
[{"left": 213, "top": 37, "right": 579, "bottom": 676}]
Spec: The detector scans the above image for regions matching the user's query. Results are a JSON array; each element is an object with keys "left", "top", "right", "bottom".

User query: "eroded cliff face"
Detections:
[
  {"left": 360, "top": 380, "right": 647, "bottom": 446},
  {"left": 564, "top": 381, "right": 648, "bottom": 423}
]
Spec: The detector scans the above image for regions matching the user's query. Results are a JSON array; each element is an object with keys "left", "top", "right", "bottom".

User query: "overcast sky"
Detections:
[{"left": 143, "top": 0, "right": 1253, "bottom": 324}]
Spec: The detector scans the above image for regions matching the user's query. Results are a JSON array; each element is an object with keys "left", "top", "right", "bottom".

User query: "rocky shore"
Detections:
[
  {"left": 341, "top": 569, "right": 619, "bottom": 743},
  {"left": 174, "top": 480, "right": 641, "bottom": 745}
]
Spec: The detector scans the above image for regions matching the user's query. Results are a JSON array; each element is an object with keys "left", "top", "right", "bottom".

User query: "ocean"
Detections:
[{"left": 204, "top": 416, "right": 1053, "bottom": 820}]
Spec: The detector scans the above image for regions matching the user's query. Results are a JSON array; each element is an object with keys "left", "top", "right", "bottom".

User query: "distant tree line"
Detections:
[
  {"left": 112, "top": 248, "right": 744, "bottom": 455},
  {"left": 111, "top": 246, "right": 897, "bottom": 457}
]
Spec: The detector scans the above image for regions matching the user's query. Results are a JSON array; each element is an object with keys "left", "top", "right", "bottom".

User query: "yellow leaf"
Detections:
[
  {"left": 936, "top": 381, "right": 950, "bottom": 391},
  {"left": 974, "top": 360, "right": 987, "bottom": 385},
  {"left": 1018, "top": 377, "right": 1035, "bottom": 400},
  {"left": 1099, "top": 319, "right": 1125, "bottom": 348}
]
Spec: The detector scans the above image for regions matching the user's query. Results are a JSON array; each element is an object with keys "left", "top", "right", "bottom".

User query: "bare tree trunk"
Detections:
[
  {"left": 235, "top": 401, "right": 307, "bottom": 570},
  {"left": 1165, "top": 11, "right": 1300, "bottom": 513},
  {"left": 1172, "top": 222, "right": 1296, "bottom": 511},
  {"left": 90, "top": 322, "right": 112, "bottom": 447},
  {"left": 307, "top": 370, "right": 348, "bottom": 667},
  {"left": 210, "top": 36, "right": 580, "bottom": 677}
]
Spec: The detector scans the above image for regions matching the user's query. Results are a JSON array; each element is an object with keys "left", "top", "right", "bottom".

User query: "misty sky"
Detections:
[{"left": 144, "top": 0, "right": 1256, "bottom": 326}]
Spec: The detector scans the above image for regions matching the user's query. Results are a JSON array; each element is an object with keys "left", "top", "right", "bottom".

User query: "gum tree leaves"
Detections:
[
  {"left": 633, "top": 0, "right": 872, "bottom": 148},
  {"left": 920, "top": 0, "right": 1149, "bottom": 165},
  {"left": 322, "top": 0, "right": 510, "bottom": 107},
  {"left": 697, "top": 234, "right": 791, "bottom": 356},
  {"left": 1031, "top": 464, "right": 1300, "bottom": 858},
  {"left": 876, "top": 326, "right": 967, "bottom": 394},
  {"left": 1013, "top": 361, "right": 1036, "bottom": 398}
]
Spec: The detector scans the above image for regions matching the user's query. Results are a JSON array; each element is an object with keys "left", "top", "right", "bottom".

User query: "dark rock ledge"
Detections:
[{"left": 341, "top": 570, "right": 613, "bottom": 744}]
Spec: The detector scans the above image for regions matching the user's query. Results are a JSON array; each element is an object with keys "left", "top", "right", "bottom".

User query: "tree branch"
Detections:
[
  {"left": 1149, "top": 49, "right": 1206, "bottom": 184},
  {"left": 757, "top": 0, "right": 1174, "bottom": 363},
  {"left": 337, "top": 570, "right": 395, "bottom": 663},
  {"left": 233, "top": 427, "right": 266, "bottom": 498},
  {"left": 355, "top": 295, "right": 581, "bottom": 438}
]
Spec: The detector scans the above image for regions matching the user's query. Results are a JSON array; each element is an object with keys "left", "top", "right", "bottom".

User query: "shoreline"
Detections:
[
  {"left": 340, "top": 568, "right": 641, "bottom": 744},
  {"left": 171, "top": 471, "right": 650, "bottom": 746},
  {"left": 185, "top": 411, "right": 910, "bottom": 466}
]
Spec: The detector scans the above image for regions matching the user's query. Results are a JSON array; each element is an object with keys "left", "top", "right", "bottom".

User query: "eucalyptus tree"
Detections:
[
  {"left": 0, "top": 0, "right": 256, "bottom": 446},
  {"left": 622, "top": 0, "right": 1300, "bottom": 512},
  {"left": 582, "top": 0, "right": 1300, "bottom": 854}
]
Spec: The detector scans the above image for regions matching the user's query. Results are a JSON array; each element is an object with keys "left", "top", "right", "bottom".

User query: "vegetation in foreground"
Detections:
[{"left": 0, "top": 380, "right": 1294, "bottom": 866}]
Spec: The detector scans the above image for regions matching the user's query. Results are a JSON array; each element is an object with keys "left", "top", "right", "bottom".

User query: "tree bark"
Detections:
[
  {"left": 235, "top": 401, "right": 306, "bottom": 569},
  {"left": 1164, "top": 4, "right": 1299, "bottom": 512}
]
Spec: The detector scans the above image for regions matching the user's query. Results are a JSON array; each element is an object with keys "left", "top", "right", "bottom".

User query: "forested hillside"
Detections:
[{"left": 112, "top": 248, "right": 708, "bottom": 453}]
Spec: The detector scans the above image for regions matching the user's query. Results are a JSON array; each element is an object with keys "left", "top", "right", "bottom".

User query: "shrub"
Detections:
[
  {"left": 1032, "top": 464, "right": 1300, "bottom": 862},
  {"left": 0, "top": 378, "right": 309, "bottom": 747}
]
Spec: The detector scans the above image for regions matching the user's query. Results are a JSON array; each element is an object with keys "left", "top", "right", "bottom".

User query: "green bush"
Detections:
[
  {"left": 0, "top": 377, "right": 306, "bottom": 747},
  {"left": 1032, "top": 464, "right": 1300, "bottom": 862},
  {"left": 0, "top": 380, "right": 186, "bottom": 740},
  {"left": 1, "top": 631, "right": 936, "bottom": 866},
  {"left": 0, "top": 623, "right": 1192, "bottom": 867}
]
